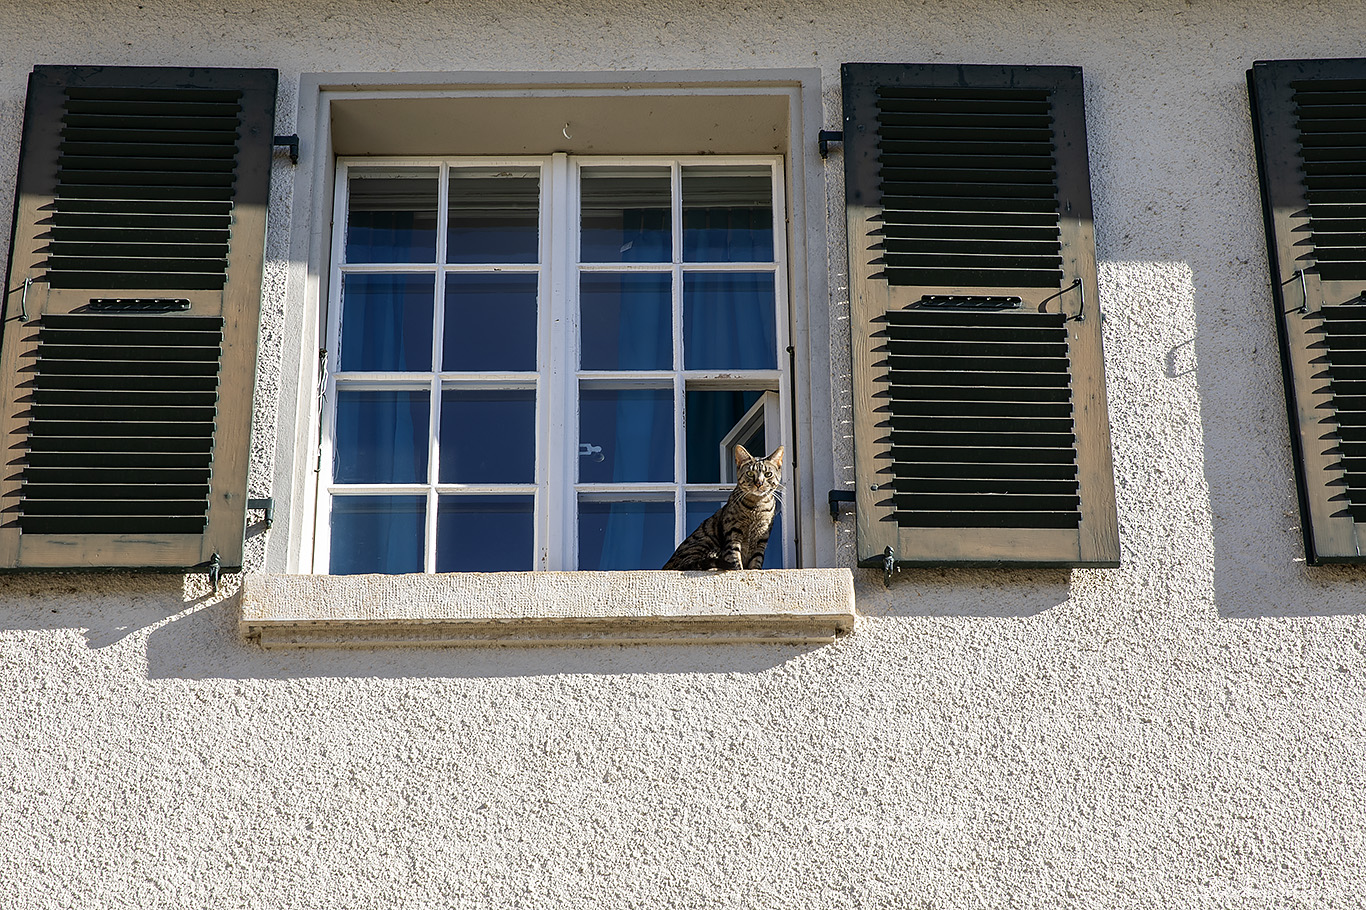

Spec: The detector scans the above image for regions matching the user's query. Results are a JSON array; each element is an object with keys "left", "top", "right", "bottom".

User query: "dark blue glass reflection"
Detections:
[
  {"left": 333, "top": 389, "right": 429, "bottom": 483},
  {"left": 579, "top": 274, "right": 672, "bottom": 370},
  {"left": 579, "top": 388, "right": 674, "bottom": 483},
  {"left": 447, "top": 171, "right": 540, "bottom": 264},
  {"left": 346, "top": 169, "right": 439, "bottom": 263},
  {"left": 330, "top": 495, "right": 425, "bottom": 574},
  {"left": 339, "top": 274, "right": 434, "bottom": 372},
  {"left": 682, "top": 167, "right": 774, "bottom": 262},
  {"left": 580, "top": 169, "right": 671, "bottom": 263},
  {"left": 578, "top": 500, "right": 675, "bottom": 570},
  {"left": 683, "top": 273, "right": 777, "bottom": 370},
  {"left": 439, "top": 390, "right": 535, "bottom": 483},
  {"left": 684, "top": 390, "right": 764, "bottom": 484},
  {"left": 437, "top": 495, "right": 534, "bottom": 571},
  {"left": 443, "top": 274, "right": 538, "bottom": 372},
  {"left": 685, "top": 499, "right": 783, "bottom": 568}
]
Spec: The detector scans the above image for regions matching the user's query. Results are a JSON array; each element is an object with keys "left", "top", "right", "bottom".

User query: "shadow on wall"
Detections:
[
  {"left": 0, "top": 572, "right": 820, "bottom": 680},
  {"left": 853, "top": 566, "right": 1070, "bottom": 618},
  {"left": 1178, "top": 77, "right": 1366, "bottom": 618}
]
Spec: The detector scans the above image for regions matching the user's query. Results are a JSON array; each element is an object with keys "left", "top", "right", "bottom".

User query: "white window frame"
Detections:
[{"left": 311, "top": 152, "right": 792, "bottom": 573}]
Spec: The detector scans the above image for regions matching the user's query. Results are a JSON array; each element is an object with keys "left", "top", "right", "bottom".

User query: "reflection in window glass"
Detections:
[
  {"left": 339, "top": 274, "right": 434, "bottom": 372},
  {"left": 580, "top": 167, "right": 671, "bottom": 262},
  {"left": 447, "top": 169, "right": 540, "bottom": 264},
  {"left": 682, "top": 166, "right": 774, "bottom": 262},
  {"left": 334, "top": 389, "right": 429, "bottom": 484},
  {"left": 346, "top": 167, "right": 439, "bottom": 263},
  {"left": 330, "top": 495, "right": 425, "bottom": 574},
  {"left": 579, "top": 274, "right": 672, "bottom": 370},
  {"left": 578, "top": 388, "right": 674, "bottom": 483},
  {"left": 684, "top": 390, "right": 765, "bottom": 484},
  {"left": 439, "top": 390, "right": 536, "bottom": 484},
  {"left": 683, "top": 273, "right": 777, "bottom": 370},
  {"left": 578, "top": 500, "right": 675, "bottom": 570},
  {"left": 443, "top": 274, "right": 538, "bottom": 372},
  {"left": 437, "top": 496, "right": 534, "bottom": 571},
  {"left": 685, "top": 499, "right": 783, "bottom": 568}
]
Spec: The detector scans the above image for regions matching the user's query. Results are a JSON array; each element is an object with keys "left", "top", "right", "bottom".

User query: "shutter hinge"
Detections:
[
  {"left": 828, "top": 489, "right": 855, "bottom": 520},
  {"left": 818, "top": 130, "right": 844, "bottom": 159},
  {"left": 274, "top": 134, "right": 300, "bottom": 165},
  {"left": 248, "top": 497, "right": 275, "bottom": 530}
]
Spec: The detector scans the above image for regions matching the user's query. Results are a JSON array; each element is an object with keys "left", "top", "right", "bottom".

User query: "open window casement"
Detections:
[
  {"left": 842, "top": 63, "right": 1119, "bottom": 568},
  {"left": 0, "top": 65, "right": 277, "bottom": 570},
  {"left": 1250, "top": 57, "right": 1366, "bottom": 564}
]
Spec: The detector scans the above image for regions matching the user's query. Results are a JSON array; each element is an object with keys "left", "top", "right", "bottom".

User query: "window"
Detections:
[
  {"left": 1249, "top": 57, "right": 1366, "bottom": 563},
  {"left": 841, "top": 62, "right": 1120, "bottom": 567},
  {"left": 313, "top": 155, "right": 791, "bottom": 574}
]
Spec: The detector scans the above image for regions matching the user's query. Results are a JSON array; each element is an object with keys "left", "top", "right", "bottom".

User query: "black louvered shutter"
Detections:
[
  {"left": 1250, "top": 58, "right": 1366, "bottom": 563},
  {"left": 843, "top": 63, "right": 1119, "bottom": 567},
  {"left": 0, "top": 65, "right": 276, "bottom": 570}
]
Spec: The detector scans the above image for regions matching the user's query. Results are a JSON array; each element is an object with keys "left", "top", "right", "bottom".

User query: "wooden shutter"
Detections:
[
  {"left": 0, "top": 65, "right": 277, "bottom": 570},
  {"left": 1249, "top": 58, "right": 1366, "bottom": 563},
  {"left": 842, "top": 63, "right": 1119, "bottom": 568}
]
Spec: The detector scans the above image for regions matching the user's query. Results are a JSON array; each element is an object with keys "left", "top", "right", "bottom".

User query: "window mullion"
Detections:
[
  {"left": 548, "top": 153, "right": 575, "bottom": 570},
  {"left": 672, "top": 161, "right": 686, "bottom": 547},
  {"left": 425, "top": 161, "right": 451, "bottom": 573}
]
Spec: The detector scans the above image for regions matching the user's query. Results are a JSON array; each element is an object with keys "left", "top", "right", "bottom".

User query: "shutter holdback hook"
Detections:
[
  {"left": 1038, "top": 278, "right": 1085, "bottom": 321},
  {"left": 1290, "top": 268, "right": 1313, "bottom": 315},
  {"left": 18, "top": 277, "right": 31, "bottom": 322}
]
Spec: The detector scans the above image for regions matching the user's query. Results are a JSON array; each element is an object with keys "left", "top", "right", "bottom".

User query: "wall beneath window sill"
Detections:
[{"left": 240, "top": 569, "right": 855, "bottom": 647}]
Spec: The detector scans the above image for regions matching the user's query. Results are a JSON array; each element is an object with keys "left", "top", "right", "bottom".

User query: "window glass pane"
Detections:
[
  {"left": 437, "top": 495, "right": 534, "bottom": 571},
  {"left": 578, "top": 500, "right": 675, "bottom": 570},
  {"left": 447, "top": 168, "right": 540, "bottom": 264},
  {"left": 684, "top": 498, "right": 783, "bottom": 569},
  {"left": 684, "top": 390, "right": 765, "bottom": 484},
  {"left": 579, "top": 274, "right": 672, "bottom": 371},
  {"left": 339, "top": 274, "right": 434, "bottom": 372},
  {"left": 683, "top": 273, "right": 777, "bottom": 370},
  {"left": 334, "top": 389, "right": 430, "bottom": 483},
  {"left": 443, "top": 274, "right": 538, "bottom": 372},
  {"left": 439, "top": 389, "right": 535, "bottom": 483},
  {"left": 682, "top": 166, "right": 774, "bottom": 262},
  {"left": 580, "top": 167, "right": 671, "bottom": 262},
  {"left": 330, "top": 495, "right": 425, "bottom": 574},
  {"left": 579, "top": 388, "right": 674, "bottom": 483},
  {"left": 346, "top": 167, "right": 438, "bottom": 263}
]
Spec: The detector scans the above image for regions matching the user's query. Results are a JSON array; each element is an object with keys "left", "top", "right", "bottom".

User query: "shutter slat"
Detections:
[
  {"left": 1250, "top": 57, "right": 1366, "bottom": 562},
  {"left": 44, "top": 81, "right": 244, "bottom": 292},
  {"left": 17, "top": 311, "right": 223, "bottom": 535},
  {"left": 844, "top": 62, "right": 1117, "bottom": 566},
  {"left": 883, "top": 309, "right": 1080, "bottom": 526}
]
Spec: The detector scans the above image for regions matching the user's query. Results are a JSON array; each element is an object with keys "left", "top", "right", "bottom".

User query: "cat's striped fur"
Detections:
[{"left": 662, "top": 444, "right": 783, "bottom": 570}]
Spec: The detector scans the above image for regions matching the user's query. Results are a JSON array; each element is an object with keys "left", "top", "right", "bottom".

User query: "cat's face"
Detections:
[{"left": 734, "top": 444, "right": 784, "bottom": 494}]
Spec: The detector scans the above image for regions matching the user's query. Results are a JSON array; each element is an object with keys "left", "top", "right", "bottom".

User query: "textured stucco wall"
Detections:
[{"left": 2, "top": 1, "right": 1366, "bottom": 907}]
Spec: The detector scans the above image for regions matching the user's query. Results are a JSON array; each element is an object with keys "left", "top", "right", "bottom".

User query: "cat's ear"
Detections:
[
  {"left": 733, "top": 444, "right": 753, "bottom": 467},
  {"left": 766, "top": 445, "right": 784, "bottom": 469}
]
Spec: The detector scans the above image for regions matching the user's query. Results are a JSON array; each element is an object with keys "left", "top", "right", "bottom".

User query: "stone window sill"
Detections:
[{"left": 239, "top": 569, "right": 855, "bottom": 648}]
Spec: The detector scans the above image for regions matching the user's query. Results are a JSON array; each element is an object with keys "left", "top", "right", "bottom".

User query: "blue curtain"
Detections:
[{"left": 683, "top": 273, "right": 776, "bottom": 371}]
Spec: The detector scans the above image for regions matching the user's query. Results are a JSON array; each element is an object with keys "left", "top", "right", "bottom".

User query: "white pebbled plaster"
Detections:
[{"left": 240, "top": 569, "right": 856, "bottom": 647}]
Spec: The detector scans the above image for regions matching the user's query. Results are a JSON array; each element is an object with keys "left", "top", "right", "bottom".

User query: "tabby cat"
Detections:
[{"left": 662, "top": 444, "right": 783, "bottom": 570}]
